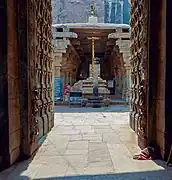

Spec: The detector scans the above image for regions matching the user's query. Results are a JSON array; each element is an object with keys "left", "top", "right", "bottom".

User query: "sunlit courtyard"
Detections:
[{"left": 0, "top": 106, "right": 171, "bottom": 179}]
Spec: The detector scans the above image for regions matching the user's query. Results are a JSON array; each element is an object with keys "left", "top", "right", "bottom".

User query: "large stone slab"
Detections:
[
  {"left": 67, "top": 141, "right": 88, "bottom": 150},
  {"left": 88, "top": 142, "right": 111, "bottom": 163}
]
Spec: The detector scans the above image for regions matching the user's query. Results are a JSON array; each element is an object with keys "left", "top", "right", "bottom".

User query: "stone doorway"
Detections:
[
  {"left": 0, "top": 0, "right": 170, "bottom": 171},
  {"left": 0, "top": 0, "right": 54, "bottom": 170},
  {"left": 165, "top": 0, "right": 172, "bottom": 160}
]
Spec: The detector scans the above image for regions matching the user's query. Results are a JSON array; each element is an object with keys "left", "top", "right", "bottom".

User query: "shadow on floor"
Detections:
[
  {"left": 19, "top": 169, "right": 172, "bottom": 180},
  {"left": 54, "top": 105, "right": 130, "bottom": 113}
]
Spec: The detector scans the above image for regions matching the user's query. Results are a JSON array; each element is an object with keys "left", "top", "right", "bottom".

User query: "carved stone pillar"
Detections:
[
  {"left": 54, "top": 53, "right": 63, "bottom": 78},
  {"left": 17, "top": 0, "right": 54, "bottom": 156},
  {"left": 125, "top": 66, "right": 131, "bottom": 103},
  {"left": 130, "top": 0, "right": 149, "bottom": 149}
]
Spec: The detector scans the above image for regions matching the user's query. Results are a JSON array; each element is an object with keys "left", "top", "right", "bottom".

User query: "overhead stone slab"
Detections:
[
  {"left": 108, "top": 33, "right": 130, "bottom": 39},
  {"left": 53, "top": 32, "right": 78, "bottom": 39},
  {"left": 52, "top": 23, "right": 130, "bottom": 30}
]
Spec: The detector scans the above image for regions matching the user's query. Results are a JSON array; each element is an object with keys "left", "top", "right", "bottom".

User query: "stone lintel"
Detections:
[
  {"left": 108, "top": 33, "right": 130, "bottom": 39},
  {"left": 54, "top": 48, "right": 66, "bottom": 53},
  {"left": 52, "top": 23, "right": 130, "bottom": 30},
  {"left": 53, "top": 32, "right": 78, "bottom": 39}
]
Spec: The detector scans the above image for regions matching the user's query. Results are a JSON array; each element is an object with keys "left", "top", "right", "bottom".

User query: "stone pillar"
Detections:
[
  {"left": 108, "top": 29, "right": 131, "bottom": 100},
  {"left": 117, "top": 40, "right": 131, "bottom": 101},
  {"left": 63, "top": 72, "right": 66, "bottom": 85},
  {"left": 69, "top": 72, "right": 73, "bottom": 85},
  {"left": 130, "top": 0, "right": 149, "bottom": 149},
  {"left": 54, "top": 66, "right": 61, "bottom": 78},
  {"left": 54, "top": 53, "right": 63, "bottom": 78},
  {"left": 89, "top": 59, "right": 100, "bottom": 78},
  {"left": 125, "top": 66, "right": 131, "bottom": 104},
  {"left": 67, "top": 72, "right": 70, "bottom": 84}
]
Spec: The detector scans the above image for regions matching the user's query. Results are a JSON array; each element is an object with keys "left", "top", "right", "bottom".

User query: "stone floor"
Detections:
[{"left": 0, "top": 105, "right": 172, "bottom": 180}]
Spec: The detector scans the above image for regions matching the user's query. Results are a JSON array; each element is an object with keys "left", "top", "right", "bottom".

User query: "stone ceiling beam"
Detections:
[
  {"left": 53, "top": 32, "right": 78, "bottom": 39},
  {"left": 108, "top": 33, "right": 130, "bottom": 39}
]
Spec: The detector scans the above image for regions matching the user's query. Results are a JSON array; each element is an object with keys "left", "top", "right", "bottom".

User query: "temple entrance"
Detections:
[{"left": 0, "top": 0, "right": 172, "bottom": 177}]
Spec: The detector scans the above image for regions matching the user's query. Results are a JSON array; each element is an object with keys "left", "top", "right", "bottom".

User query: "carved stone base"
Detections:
[
  {"left": 87, "top": 95, "right": 104, "bottom": 108},
  {"left": 138, "top": 134, "right": 147, "bottom": 150},
  {"left": 129, "top": 113, "right": 135, "bottom": 131}
]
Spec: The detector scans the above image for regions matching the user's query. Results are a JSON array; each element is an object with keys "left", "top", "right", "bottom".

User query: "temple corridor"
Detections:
[{"left": 0, "top": 106, "right": 172, "bottom": 179}]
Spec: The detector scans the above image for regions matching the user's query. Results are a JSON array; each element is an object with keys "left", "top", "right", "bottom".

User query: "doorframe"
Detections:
[
  {"left": 0, "top": 0, "right": 10, "bottom": 170},
  {"left": 17, "top": 0, "right": 30, "bottom": 159},
  {"left": 147, "top": 0, "right": 162, "bottom": 145},
  {"left": 165, "top": 0, "right": 172, "bottom": 160}
]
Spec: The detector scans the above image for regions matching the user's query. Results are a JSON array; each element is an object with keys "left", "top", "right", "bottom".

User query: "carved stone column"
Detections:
[
  {"left": 17, "top": 0, "right": 54, "bottom": 156},
  {"left": 130, "top": 0, "right": 149, "bottom": 149},
  {"left": 109, "top": 29, "right": 131, "bottom": 100},
  {"left": 54, "top": 53, "right": 63, "bottom": 78}
]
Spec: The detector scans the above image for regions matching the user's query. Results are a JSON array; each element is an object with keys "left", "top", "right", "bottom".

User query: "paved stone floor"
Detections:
[{"left": 0, "top": 105, "right": 172, "bottom": 180}]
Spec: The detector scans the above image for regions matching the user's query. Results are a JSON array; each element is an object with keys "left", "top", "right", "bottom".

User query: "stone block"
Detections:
[
  {"left": 108, "top": 144, "right": 139, "bottom": 173},
  {"left": 64, "top": 149, "right": 88, "bottom": 155},
  {"left": 35, "top": 164, "right": 68, "bottom": 178},
  {"left": 43, "top": 115, "right": 48, "bottom": 135},
  {"left": 38, "top": 117, "right": 44, "bottom": 139},
  {"left": 67, "top": 141, "right": 88, "bottom": 150},
  {"left": 84, "top": 161, "right": 114, "bottom": 175},
  {"left": 88, "top": 16, "right": 98, "bottom": 23},
  {"left": 9, "top": 130, "right": 20, "bottom": 151},
  {"left": 64, "top": 154, "right": 88, "bottom": 168},
  {"left": 83, "top": 133, "right": 102, "bottom": 142},
  {"left": 156, "top": 130, "right": 165, "bottom": 157},
  {"left": 7, "top": 1, "right": 18, "bottom": 79},
  {"left": 156, "top": 78, "right": 165, "bottom": 100},
  {"left": 70, "top": 134, "right": 83, "bottom": 141},
  {"left": 155, "top": 99, "right": 165, "bottom": 131},
  {"left": 88, "top": 142, "right": 111, "bottom": 163},
  {"left": 65, "top": 166, "right": 84, "bottom": 176},
  {"left": 9, "top": 147, "right": 20, "bottom": 165},
  {"left": 8, "top": 98, "right": 20, "bottom": 133},
  {"left": 103, "top": 133, "right": 121, "bottom": 144},
  {"left": 8, "top": 77, "right": 19, "bottom": 99}
]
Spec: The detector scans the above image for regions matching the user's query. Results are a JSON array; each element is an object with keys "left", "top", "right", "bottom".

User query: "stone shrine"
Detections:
[{"left": 71, "top": 57, "right": 110, "bottom": 101}]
